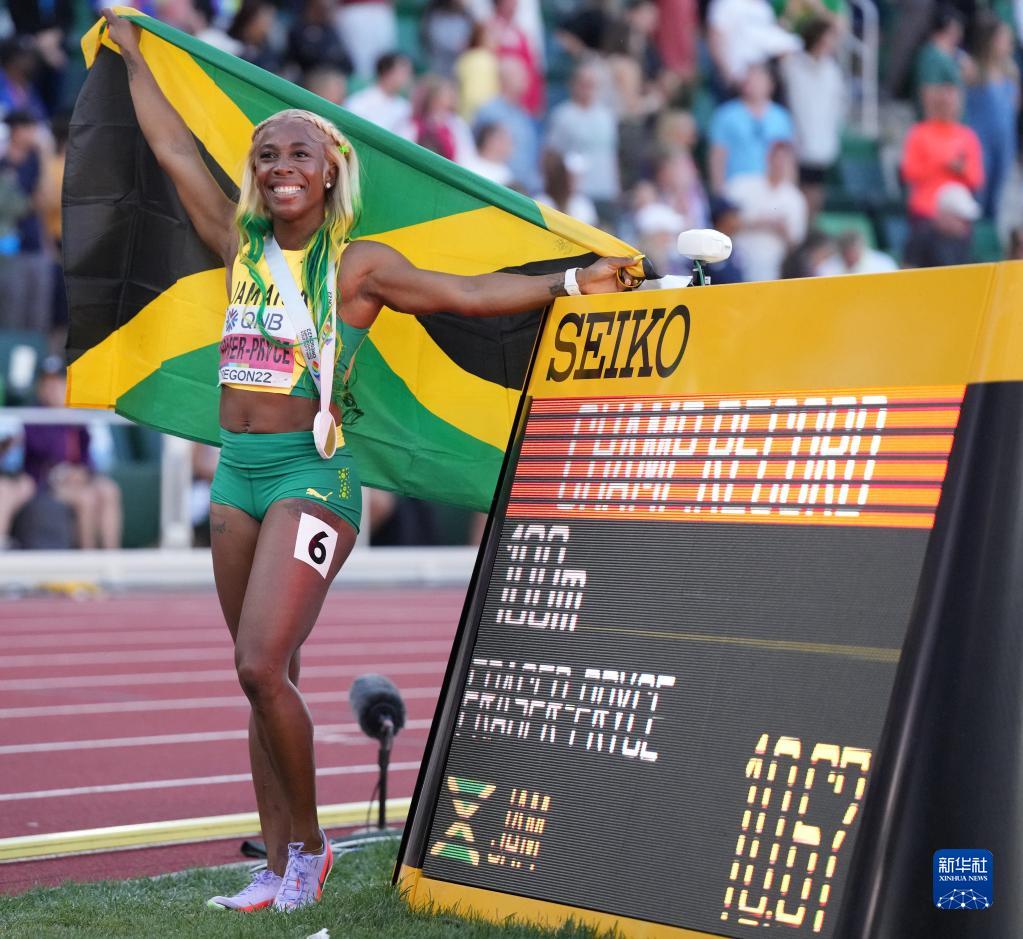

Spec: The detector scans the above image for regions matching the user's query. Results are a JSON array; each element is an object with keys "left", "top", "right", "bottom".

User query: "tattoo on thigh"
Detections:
[{"left": 212, "top": 519, "right": 228, "bottom": 535}]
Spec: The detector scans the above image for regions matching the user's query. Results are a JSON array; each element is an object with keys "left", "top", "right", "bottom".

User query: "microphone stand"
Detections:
[{"left": 377, "top": 717, "right": 394, "bottom": 830}]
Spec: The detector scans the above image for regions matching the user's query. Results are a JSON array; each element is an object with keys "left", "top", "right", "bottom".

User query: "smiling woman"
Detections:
[{"left": 98, "top": 5, "right": 637, "bottom": 916}]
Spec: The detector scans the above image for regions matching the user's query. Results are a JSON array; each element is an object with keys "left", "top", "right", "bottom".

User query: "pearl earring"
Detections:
[{"left": 325, "top": 181, "right": 333, "bottom": 189}]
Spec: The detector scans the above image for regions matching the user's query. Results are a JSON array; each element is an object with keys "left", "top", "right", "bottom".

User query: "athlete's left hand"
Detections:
[{"left": 577, "top": 256, "right": 643, "bottom": 294}]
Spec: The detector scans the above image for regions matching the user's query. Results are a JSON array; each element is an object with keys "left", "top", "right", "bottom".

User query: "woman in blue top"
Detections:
[
  {"left": 101, "top": 8, "right": 636, "bottom": 914},
  {"left": 964, "top": 13, "right": 1019, "bottom": 220}
]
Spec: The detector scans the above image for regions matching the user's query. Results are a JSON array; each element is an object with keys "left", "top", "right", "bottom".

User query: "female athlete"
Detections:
[{"left": 101, "top": 8, "right": 637, "bottom": 913}]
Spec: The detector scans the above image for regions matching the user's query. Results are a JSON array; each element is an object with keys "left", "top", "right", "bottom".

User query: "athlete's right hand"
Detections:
[{"left": 101, "top": 8, "right": 141, "bottom": 54}]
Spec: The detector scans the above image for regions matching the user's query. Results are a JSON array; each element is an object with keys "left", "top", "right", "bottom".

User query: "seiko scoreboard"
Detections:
[{"left": 397, "top": 263, "right": 1023, "bottom": 938}]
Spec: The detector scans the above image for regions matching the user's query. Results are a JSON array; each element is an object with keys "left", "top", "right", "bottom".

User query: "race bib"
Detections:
[
  {"left": 294, "top": 511, "right": 338, "bottom": 578},
  {"left": 218, "top": 304, "right": 297, "bottom": 389}
]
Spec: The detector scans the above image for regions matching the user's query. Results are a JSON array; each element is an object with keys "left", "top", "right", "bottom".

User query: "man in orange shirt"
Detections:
[{"left": 901, "top": 82, "right": 984, "bottom": 268}]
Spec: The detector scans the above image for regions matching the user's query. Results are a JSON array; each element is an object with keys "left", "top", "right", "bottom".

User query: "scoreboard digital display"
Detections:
[{"left": 398, "top": 263, "right": 1023, "bottom": 938}]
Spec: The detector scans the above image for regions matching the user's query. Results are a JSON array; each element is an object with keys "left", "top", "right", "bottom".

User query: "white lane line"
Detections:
[
  {"left": 0, "top": 659, "right": 446, "bottom": 691},
  {"left": 0, "top": 760, "right": 422, "bottom": 802},
  {"left": 0, "top": 719, "right": 433, "bottom": 755},
  {"left": 0, "top": 602, "right": 461, "bottom": 630},
  {"left": 0, "top": 639, "right": 454, "bottom": 668},
  {"left": 0, "top": 624, "right": 457, "bottom": 650},
  {"left": 0, "top": 685, "right": 440, "bottom": 719}
]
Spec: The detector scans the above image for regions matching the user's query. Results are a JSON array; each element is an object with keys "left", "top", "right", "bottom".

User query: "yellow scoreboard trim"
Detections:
[
  {"left": 530, "top": 263, "right": 1023, "bottom": 399},
  {"left": 398, "top": 865, "right": 730, "bottom": 939}
]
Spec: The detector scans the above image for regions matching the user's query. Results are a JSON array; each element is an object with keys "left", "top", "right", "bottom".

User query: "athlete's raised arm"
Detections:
[
  {"left": 340, "top": 240, "right": 638, "bottom": 325},
  {"left": 101, "top": 9, "right": 235, "bottom": 263}
]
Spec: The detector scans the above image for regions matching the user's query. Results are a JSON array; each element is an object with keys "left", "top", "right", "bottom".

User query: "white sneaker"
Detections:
[
  {"left": 207, "top": 868, "right": 283, "bottom": 911},
  {"left": 272, "top": 832, "right": 334, "bottom": 912}
]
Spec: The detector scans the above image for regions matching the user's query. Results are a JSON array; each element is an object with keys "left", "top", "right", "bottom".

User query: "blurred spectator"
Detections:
[
  {"left": 0, "top": 168, "right": 27, "bottom": 272},
  {"left": 345, "top": 52, "right": 413, "bottom": 139},
  {"left": 781, "top": 16, "right": 847, "bottom": 217},
  {"left": 0, "top": 38, "right": 47, "bottom": 121},
  {"left": 610, "top": 56, "right": 662, "bottom": 192},
  {"left": 882, "top": 0, "right": 935, "bottom": 97},
  {"left": 909, "top": 179, "right": 981, "bottom": 267},
  {"left": 655, "top": 0, "right": 699, "bottom": 81},
  {"left": 456, "top": 21, "right": 500, "bottom": 122},
  {"left": 227, "top": 0, "right": 281, "bottom": 73},
  {"left": 708, "top": 63, "right": 794, "bottom": 194},
  {"left": 412, "top": 76, "right": 476, "bottom": 164},
  {"left": 608, "top": 0, "right": 663, "bottom": 84},
  {"left": 38, "top": 113, "right": 67, "bottom": 251},
  {"left": 39, "top": 112, "right": 69, "bottom": 341},
  {"left": 654, "top": 151, "right": 708, "bottom": 230},
  {"left": 775, "top": 0, "right": 850, "bottom": 29},
  {"left": 705, "top": 196, "right": 746, "bottom": 283},
  {"left": 556, "top": 0, "right": 613, "bottom": 59},
  {"left": 901, "top": 82, "right": 983, "bottom": 267},
  {"left": 192, "top": 0, "right": 242, "bottom": 56},
  {"left": 0, "top": 111, "right": 54, "bottom": 335},
  {"left": 537, "top": 150, "right": 598, "bottom": 225},
  {"left": 0, "top": 418, "right": 34, "bottom": 550},
  {"left": 336, "top": 0, "right": 399, "bottom": 81},
  {"left": 654, "top": 111, "right": 709, "bottom": 228},
  {"left": 914, "top": 6, "right": 966, "bottom": 104},
  {"left": 546, "top": 60, "right": 620, "bottom": 222},
  {"left": 421, "top": 0, "right": 474, "bottom": 79},
  {"left": 288, "top": 0, "right": 353, "bottom": 79},
  {"left": 488, "top": 0, "right": 545, "bottom": 116},
  {"left": 7, "top": 13, "right": 68, "bottom": 117},
  {"left": 24, "top": 357, "right": 122, "bottom": 550},
  {"left": 818, "top": 229, "right": 898, "bottom": 275},
  {"left": 474, "top": 58, "right": 541, "bottom": 193},
  {"left": 467, "top": 122, "right": 514, "bottom": 185},
  {"left": 158, "top": 0, "right": 205, "bottom": 33},
  {"left": 634, "top": 201, "right": 688, "bottom": 275},
  {"left": 303, "top": 67, "right": 348, "bottom": 107},
  {"left": 191, "top": 442, "right": 219, "bottom": 547},
  {"left": 727, "top": 140, "right": 808, "bottom": 281},
  {"left": 706, "top": 0, "right": 801, "bottom": 89},
  {"left": 964, "top": 12, "right": 1018, "bottom": 219},
  {"left": 1008, "top": 227, "right": 1023, "bottom": 261},
  {"left": 780, "top": 228, "right": 836, "bottom": 278},
  {"left": 368, "top": 490, "right": 441, "bottom": 545}
]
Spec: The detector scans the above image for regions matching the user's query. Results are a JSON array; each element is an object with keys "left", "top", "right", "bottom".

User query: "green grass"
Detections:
[{"left": 1, "top": 841, "right": 613, "bottom": 939}]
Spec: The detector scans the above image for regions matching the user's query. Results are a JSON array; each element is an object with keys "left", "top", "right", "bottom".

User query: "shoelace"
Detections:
[
  {"left": 277, "top": 843, "right": 314, "bottom": 904},
  {"left": 239, "top": 868, "right": 281, "bottom": 901}
]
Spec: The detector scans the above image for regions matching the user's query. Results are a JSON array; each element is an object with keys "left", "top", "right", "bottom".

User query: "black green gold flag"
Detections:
[{"left": 63, "top": 9, "right": 643, "bottom": 510}]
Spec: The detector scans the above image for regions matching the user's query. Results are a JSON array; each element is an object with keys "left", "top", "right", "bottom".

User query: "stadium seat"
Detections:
[
  {"left": 109, "top": 425, "right": 162, "bottom": 549},
  {"left": 971, "top": 220, "right": 1003, "bottom": 264}
]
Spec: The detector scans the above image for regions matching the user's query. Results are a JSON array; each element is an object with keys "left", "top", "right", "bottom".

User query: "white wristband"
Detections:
[{"left": 563, "top": 267, "right": 582, "bottom": 296}]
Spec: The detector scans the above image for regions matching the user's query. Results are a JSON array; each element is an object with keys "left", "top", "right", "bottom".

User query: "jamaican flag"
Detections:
[{"left": 63, "top": 10, "right": 644, "bottom": 511}]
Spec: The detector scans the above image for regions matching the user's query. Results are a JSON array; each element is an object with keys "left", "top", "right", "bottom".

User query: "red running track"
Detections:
[{"left": 0, "top": 587, "right": 464, "bottom": 894}]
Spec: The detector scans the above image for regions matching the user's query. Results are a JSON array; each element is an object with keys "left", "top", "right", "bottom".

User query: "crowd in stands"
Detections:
[{"left": 1, "top": 0, "right": 1022, "bottom": 549}]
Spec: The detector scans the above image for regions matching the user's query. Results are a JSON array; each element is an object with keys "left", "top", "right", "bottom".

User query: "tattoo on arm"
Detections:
[{"left": 548, "top": 277, "right": 567, "bottom": 298}]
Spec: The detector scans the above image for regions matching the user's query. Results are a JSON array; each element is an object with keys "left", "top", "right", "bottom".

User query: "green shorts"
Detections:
[{"left": 210, "top": 429, "right": 361, "bottom": 532}]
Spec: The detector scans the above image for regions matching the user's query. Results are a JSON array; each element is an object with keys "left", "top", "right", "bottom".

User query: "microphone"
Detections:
[
  {"left": 349, "top": 674, "right": 406, "bottom": 742},
  {"left": 676, "top": 229, "right": 733, "bottom": 264}
]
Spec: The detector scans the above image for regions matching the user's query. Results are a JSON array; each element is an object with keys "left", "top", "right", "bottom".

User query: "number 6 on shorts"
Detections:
[{"left": 294, "top": 512, "right": 339, "bottom": 578}]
